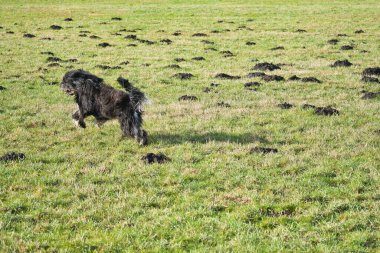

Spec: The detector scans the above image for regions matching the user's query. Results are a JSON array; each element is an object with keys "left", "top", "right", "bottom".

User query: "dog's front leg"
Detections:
[{"left": 72, "top": 110, "right": 86, "bottom": 128}]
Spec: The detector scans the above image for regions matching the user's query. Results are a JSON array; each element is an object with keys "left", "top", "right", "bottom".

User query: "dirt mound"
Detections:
[
  {"left": 244, "top": 82, "right": 261, "bottom": 88},
  {"left": 362, "top": 67, "right": 380, "bottom": 76},
  {"left": 250, "top": 147, "right": 278, "bottom": 154},
  {"left": 174, "top": 58, "right": 186, "bottom": 62},
  {"left": 1, "top": 152, "right": 25, "bottom": 162},
  {"left": 314, "top": 106, "right": 340, "bottom": 116},
  {"left": 288, "top": 75, "right": 301, "bottom": 81},
  {"left": 142, "top": 153, "right": 170, "bottom": 164},
  {"left": 47, "top": 57, "right": 62, "bottom": 62},
  {"left": 64, "top": 18, "right": 73, "bottom": 21},
  {"left": 262, "top": 75, "right": 285, "bottom": 82},
  {"left": 220, "top": 51, "right": 234, "bottom": 57},
  {"left": 215, "top": 73, "right": 240, "bottom": 79},
  {"left": 246, "top": 41, "right": 256, "bottom": 45},
  {"left": 137, "top": 39, "right": 155, "bottom": 45},
  {"left": 50, "top": 25, "right": 62, "bottom": 30},
  {"left": 340, "top": 45, "right": 353, "bottom": 50},
  {"left": 361, "top": 92, "right": 380, "bottom": 99},
  {"left": 301, "top": 77, "right": 321, "bottom": 83},
  {"left": 246, "top": 72, "right": 266, "bottom": 78},
  {"left": 41, "top": 51, "right": 54, "bottom": 56},
  {"left": 173, "top": 73, "right": 193, "bottom": 79},
  {"left": 327, "top": 39, "right": 339, "bottom": 45},
  {"left": 271, "top": 46, "right": 284, "bottom": 50},
  {"left": 47, "top": 63, "right": 61, "bottom": 67},
  {"left": 0, "top": 86, "right": 6, "bottom": 91},
  {"left": 98, "top": 42, "right": 111, "bottom": 47},
  {"left": 125, "top": 34, "right": 137, "bottom": 39},
  {"left": 111, "top": 17, "right": 122, "bottom": 20},
  {"left": 23, "top": 33, "right": 35, "bottom": 38},
  {"left": 278, "top": 102, "right": 294, "bottom": 109},
  {"left": 120, "top": 61, "right": 129, "bottom": 65},
  {"left": 217, "top": 102, "right": 231, "bottom": 107},
  {"left": 201, "top": 40, "right": 214, "bottom": 44},
  {"left": 160, "top": 39, "right": 172, "bottom": 44},
  {"left": 96, "top": 65, "right": 121, "bottom": 70},
  {"left": 192, "top": 57, "right": 205, "bottom": 61},
  {"left": 89, "top": 35, "right": 100, "bottom": 39},
  {"left": 192, "top": 33, "right": 207, "bottom": 37},
  {"left": 361, "top": 76, "right": 379, "bottom": 83},
  {"left": 295, "top": 29, "right": 307, "bottom": 33},
  {"left": 337, "top": 34, "right": 347, "bottom": 37},
  {"left": 254, "top": 62, "right": 281, "bottom": 71},
  {"left": 172, "top": 31, "right": 181, "bottom": 36},
  {"left": 178, "top": 95, "right": 198, "bottom": 101},
  {"left": 331, "top": 60, "right": 352, "bottom": 67},
  {"left": 165, "top": 64, "right": 180, "bottom": 69},
  {"left": 127, "top": 44, "right": 137, "bottom": 47},
  {"left": 355, "top": 30, "right": 364, "bottom": 34}
]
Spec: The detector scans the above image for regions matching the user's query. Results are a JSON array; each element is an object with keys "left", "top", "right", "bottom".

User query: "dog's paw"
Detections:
[{"left": 78, "top": 121, "right": 86, "bottom": 128}]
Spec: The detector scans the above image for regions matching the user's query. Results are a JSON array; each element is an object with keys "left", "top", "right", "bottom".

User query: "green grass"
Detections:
[{"left": 0, "top": 0, "right": 379, "bottom": 251}]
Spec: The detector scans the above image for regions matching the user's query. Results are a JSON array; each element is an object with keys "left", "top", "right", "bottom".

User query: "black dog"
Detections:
[{"left": 61, "top": 69, "right": 148, "bottom": 145}]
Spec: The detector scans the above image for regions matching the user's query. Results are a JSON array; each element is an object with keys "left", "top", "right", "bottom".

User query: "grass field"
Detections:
[{"left": 0, "top": 0, "right": 379, "bottom": 251}]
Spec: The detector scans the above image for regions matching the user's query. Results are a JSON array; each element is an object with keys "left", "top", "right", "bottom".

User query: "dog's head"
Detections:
[{"left": 61, "top": 69, "right": 103, "bottom": 96}]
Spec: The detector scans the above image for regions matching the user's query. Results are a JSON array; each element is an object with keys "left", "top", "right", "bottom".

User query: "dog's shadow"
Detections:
[{"left": 150, "top": 132, "right": 269, "bottom": 145}]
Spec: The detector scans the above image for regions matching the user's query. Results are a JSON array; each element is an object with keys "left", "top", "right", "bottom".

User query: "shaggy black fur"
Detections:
[{"left": 61, "top": 69, "right": 148, "bottom": 145}]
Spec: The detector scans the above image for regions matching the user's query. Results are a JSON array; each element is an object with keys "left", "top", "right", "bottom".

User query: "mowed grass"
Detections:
[{"left": 0, "top": 0, "right": 379, "bottom": 251}]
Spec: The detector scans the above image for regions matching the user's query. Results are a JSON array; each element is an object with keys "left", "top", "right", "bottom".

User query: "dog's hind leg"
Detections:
[{"left": 119, "top": 111, "right": 148, "bottom": 145}]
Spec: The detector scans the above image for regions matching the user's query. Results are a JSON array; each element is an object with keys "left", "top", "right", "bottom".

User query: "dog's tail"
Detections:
[{"left": 117, "top": 77, "right": 149, "bottom": 112}]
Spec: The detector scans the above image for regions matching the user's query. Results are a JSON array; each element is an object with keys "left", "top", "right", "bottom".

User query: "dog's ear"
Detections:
[{"left": 85, "top": 79, "right": 101, "bottom": 90}]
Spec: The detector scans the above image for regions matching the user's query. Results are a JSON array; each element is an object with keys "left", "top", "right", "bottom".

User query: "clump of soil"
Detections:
[
  {"left": 244, "top": 82, "right": 261, "bottom": 88},
  {"left": 192, "top": 33, "right": 207, "bottom": 37},
  {"left": 314, "top": 106, "right": 340, "bottom": 116},
  {"left": 178, "top": 95, "right": 198, "bottom": 101},
  {"left": 361, "top": 92, "right": 380, "bottom": 99},
  {"left": 174, "top": 58, "right": 186, "bottom": 62},
  {"left": 172, "top": 31, "right": 181, "bottom": 36},
  {"left": 47, "top": 63, "right": 61, "bottom": 67},
  {"left": 0, "top": 86, "right": 6, "bottom": 91},
  {"left": 41, "top": 51, "right": 54, "bottom": 56},
  {"left": 210, "top": 30, "right": 221, "bottom": 34},
  {"left": 125, "top": 34, "right": 137, "bottom": 39},
  {"left": 0, "top": 152, "right": 25, "bottom": 162},
  {"left": 120, "top": 61, "right": 129, "bottom": 65},
  {"left": 201, "top": 40, "right": 214, "bottom": 44},
  {"left": 246, "top": 72, "right": 266, "bottom": 78},
  {"left": 355, "top": 30, "right": 364, "bottom": 34},
  {"left": 302, "top": 104, "right": 317, "bottom": 110},
  {"left": 79, "top": 34, "right": 87, "bottom": 37},
  {"left": 261, "top": 75, "right": 285, "bottom": 82},
  {"left": 50, "top": 25, "right": 62, "bottom": 30},
  {"left": 278, "top": 102, "right": 294, "bottom": 109},
  {"left": 217, "top": 102, "right": 231, "bottom": 107},
  {"left": 254, "top": 62, "right": 281, "bottom": 71},
  {"left": 296, "top": 29, "right": 307, "bottom": 33},
  {"left": 271, "top": 46, "right": 284, "bottom": 50},
  {"left": 98, "top": 42, "right": 111, "bottom": 47},
  {"left": 165, "top": 64, "right": 180, "bottom": 69},
  {"left": 331, "top": 59, "right": 352, "bottom": 67},
  {"left": 337, "top": 34, "right": 347, "bottom": 37},
  {"left": 288, "top": 75, "right": 301, "bottom": 81},
  {"left": 327, "top": 39, "right": 339, "bottom": 45},
  {"left": 362, "top": 67, "right": 380, "bottom": 76},
  {"left": 64, "top": 18, "right": 73, "bottom": 21},
  {"left": 361, "top": 76, "right": 379, "bottom": 83},
  {"left": 6, "top": 31, "right": 14, "bottom": 34},
  {"left": 301, "top": 77, "right": 322, "bottom": 83},
  {"left": 173, "top": 73, "right": 193, "bottom": 79},
  {"left": 141, "top": 153, "right": 170, "bottom": 164},
  {"left": 192, "top": 57, "right": 205, "bottom": 61},
  {"left": 137, "top": 39, "right": 155, "bottom": 45},
  {"left": 340, "top": 45, "right": 353, "bottom": 50},
  {"left": 96, "top": 65, "right": 121, "bottom": 70},
  {"left": 111, "top": 17, "right": 122, "bottom": 20},
  {"left": 160, "top": 39, "right": 172, "bottom": 44},
  {"left": 23, "top": 33, "right": 35, "bottom": 38},
  {"left": 47, "top": 57, "right": 62, "bottom": 62},
  {"left": 246, "top": 41, "right": 256, "bottom": 45},
  {"left": 220, "top": 50, "right": 235, "bottom": 57},
  {"left": 89, "top": 35, "right": 100, "bottom": 39},
  {"left": 127, "top": 44, "right": 137, "bottom": 47},
  {"left": 215, "top": 73, "right": 241, "bottom": 80},
  {"left": 250, "top": 147, "right": 278, "bottom": 154}
]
